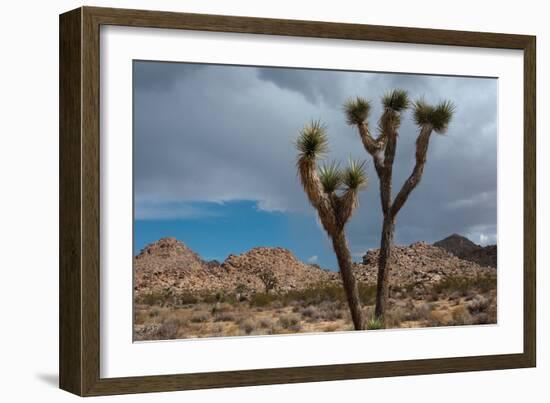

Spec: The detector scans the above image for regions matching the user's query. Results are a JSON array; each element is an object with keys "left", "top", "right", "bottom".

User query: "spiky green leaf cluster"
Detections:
[
  {"left": 413, "top": 99, "right": 455, "bottom": 133},
  {"left": 382, "top": 89, "right": 410, "bottom": 112},
  {"left": 413, "top": 98, "right": 432, "bottom": 126},
  {"left": 319, "top": 161, "right": 343, "bottom": 193},
  {"left": 344, "top": 97, "right": 371, "bottom": 125},
  {"left": 366, "top": 316, "right": 383, "bottom": 330},
  {"left": 343, "top": 159, "right": 368, "bottom": 190},
  {"left": 430, "top": 100, "right": 455, "bottom": 133},
  {"left": 296, "top": 121, "right": 329, "bottom": 159}
]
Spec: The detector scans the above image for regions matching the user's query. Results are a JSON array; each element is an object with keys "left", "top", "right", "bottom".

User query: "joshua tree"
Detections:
[
  {"left": 296, "top": 121, "right": 368, "bottom": 330},
  {"left": 344, "top": 90, "right": 454, "bottom": 323}
]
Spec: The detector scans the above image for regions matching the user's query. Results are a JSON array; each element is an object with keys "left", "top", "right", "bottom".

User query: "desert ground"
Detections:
[{"left": 133, "top": 235, "right": 496, "bottom": 340}]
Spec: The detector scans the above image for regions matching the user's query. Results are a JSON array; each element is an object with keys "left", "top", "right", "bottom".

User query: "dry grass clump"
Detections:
[
  {"left": 239, "top": 319, "right": 258, "bottom": 335},
  {"left": 258, "top": 317, "right": 273, "bottom": 329},
  {"left": 385, "top": 307, "right": 406, "bottom": 328},
  {"left": 213, "top": 311, "right": 237, "bottom": 322},
  {"left": 278, "top": 313, "right": 302, "bottom": 331},
  {"left": 406, "top": 303, "right": 434, "bottom": 321},
  {"left": 154, "top": 320, "right": 180, "bottom": 340},
  {"left": 190, "top": 309, "right": 210, "bottom": 323},
  {"left": 299, "top": 305, "right": 321, "bottom": 321},
  {"left": 450, "top": 305, "right": 473, "bottom": 325},
  {"left": 467, "top": 295, "right": 489, "bottom": 315}
]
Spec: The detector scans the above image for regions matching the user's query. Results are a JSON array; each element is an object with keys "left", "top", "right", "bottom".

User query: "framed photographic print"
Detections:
[{"left": 59, "top": 6, "right": 536, "bottom": 396}]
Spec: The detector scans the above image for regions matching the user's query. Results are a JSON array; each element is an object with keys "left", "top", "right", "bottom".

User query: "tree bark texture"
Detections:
[
  {"left": 374, "top": 215, "right": 395, "bottom": 320},
  {"left": 332, "top": 231, "right": 364, "bottom": 330}
]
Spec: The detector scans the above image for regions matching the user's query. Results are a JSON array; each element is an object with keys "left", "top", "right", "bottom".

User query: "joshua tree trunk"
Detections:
[
  {"left": 375, "top": 215, "right": 395, "bottom": 319},
  {"left": 295, "top": 121, "right": 369, "bottom": 331},
  {"left": 345, "top": 93, "right": 454, "bottom": 325},
  {"left": 331, "top": 230, "right": 364, "bottom": 330}
]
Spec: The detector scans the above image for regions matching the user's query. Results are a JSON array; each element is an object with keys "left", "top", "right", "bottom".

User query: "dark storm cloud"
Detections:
[
  {"left": 134, "top": 61, "right": 497, "bottom": 250},
  {"left": 133, "top": 61, "right": 204, "bottom": 91},
  {"left": 257, "top": 68, "right": 348, "bottom": 106}
]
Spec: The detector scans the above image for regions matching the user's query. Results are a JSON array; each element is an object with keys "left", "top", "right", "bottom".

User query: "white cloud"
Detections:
[
  {"left": 307, "top": 255, "right": 318, "bottom": 263},
  {"left": 134, "top": 201, "right": 221, "bottom": 221}
]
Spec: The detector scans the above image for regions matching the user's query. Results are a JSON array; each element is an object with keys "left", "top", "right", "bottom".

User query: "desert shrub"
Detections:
[
  {"left": 200, "top": 291, "right": 236, "bottom": 304},
  {"left": 278, "top": 313, "right": 301, "bottom": 329},
  {"left": 427, "top": 288, "right": 440, "bottom": 302},
  {"left": 385, "top": 307, "right": 406, "bottom": 328},
  {"left": 211, "top": 302, "right": 233, "bottom": 314},
  {"left": 279, "top": 282, "right": 375, "bottom": 306},
  {"left": 450, "top": 306, "right": 473, "bottom": 326},
  {"left": 234, "top": 283, "right": 249, "bottom": 301},
  {"left": 173, "top": 292, "right": 198, "bottom": 305},
  {"left": 467, "top": 295, "right": 489, "bottom": 315},
  {"left": 211, "top": 324, "right": 224, "bottom": 335},
  {"left": 397, "top": 283, "right": 420, "bottom": 299},
  {"left": 148, "top": 306, "right": 161, "bottom": 318},
  {"left": 282, "top": 283, "right": 345, "bottom": 305},
  {"left": 240, "top": 319, "right": 257, "bottom": 335},
  {"left": 405, "top": 303, "right": 433, "bottom": 321},
  {"left": 448, "top": 291, "right": 462, "bottom": 301},
  {"left": 323, "top": 323, "right": 341, "bottom": 332},
  {"left": 137, "top": 289, "right": 203, "bottom": 307},
  {"left": 136, "top": 290, "right": 170, "bottom": 306},
  {"left": 366, "top": 317, "right": 383, "bottom": 330},
  {"left": 190, "top": 310, "right": 210, "bottom": 323},
  {"left": 154, "top": 320, "right": 179, "bottom": 339},
  {"left": 258, "top": 317, "right": 273, "bottom": 328},
  {"left": 250, "top": 292, "right": 277, "bottom": 307},
  {"left": 291, "top": 304, "right": 302, "bottom": 313},
  {"left": 134, "top": 309, "right": 148, "bottom": 325},
  {"left": 357, "top": 283, "right": 377, "bottom": 305},
  {"left": 431, "top": 274, "right": 496, "bottom": 297},
  {"left": 472, "top": 312, "right": 490, "bottom": 324},
  {"left": 213, "top": 311, "right": 236, "bottom": 322},
  {"left": 300, "top": 305, "right": 321, "bottom": 321},
  {"left": 321, "top": 303, "right": 344, "bottom": 321},
  {"left": 487, "top": 299, "right": 497, "bottom": 323}
]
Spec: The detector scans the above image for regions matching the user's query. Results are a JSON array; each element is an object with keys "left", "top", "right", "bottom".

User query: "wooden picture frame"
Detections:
[{"left": 59, "top": 6, "right": 536, "bottom": 396}]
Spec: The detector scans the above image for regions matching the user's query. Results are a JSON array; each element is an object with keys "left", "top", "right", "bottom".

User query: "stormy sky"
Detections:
[{"left": 133, "top": 61, "right": 497, "bottom": 270}]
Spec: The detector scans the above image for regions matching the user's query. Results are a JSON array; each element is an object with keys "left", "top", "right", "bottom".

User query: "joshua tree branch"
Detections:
[
  {"left": 336, "top": 189, "right": 358, "bottom": 230},
  {"left": 379, "top": 110, "right": 400, "bottom": 215},
  {"left": 391, "top": 125, "right": 433, "bottom": 218},
  {"left": 357, "top": 123, "right": 391, "bottom": 216},
  {"left": 381, "top": 111, "right": 398, "bottom": 169},
  {"left": 358, "top": 123, "right": 386, "bottom": 164},
  {"left": 298, "top": 158, "right": 338, "bottom": 234}
]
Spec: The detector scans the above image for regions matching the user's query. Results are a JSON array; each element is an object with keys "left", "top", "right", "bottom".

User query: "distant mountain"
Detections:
[{"left": 434, "top": 234, "right": 497, "bottom": 268}]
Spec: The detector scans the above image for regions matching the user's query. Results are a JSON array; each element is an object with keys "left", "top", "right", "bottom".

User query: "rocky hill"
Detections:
[
  {"left": 221, "top": 247, "right": 333, "bottom": 292},
  {"left": 134, "top": 237, "right": 226, "bottom": 294},
  {"left": 134, "top": 238, "right": 331, "bottom": 295},
  {"left": 134, "top": 235, "right": 496, "bottom": 298},
  {"left": 434, "top": 234, "right": 497, "bottom": 268},
  {"left": 356, "top": 241, "right": 495, "bottom": 288}
]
